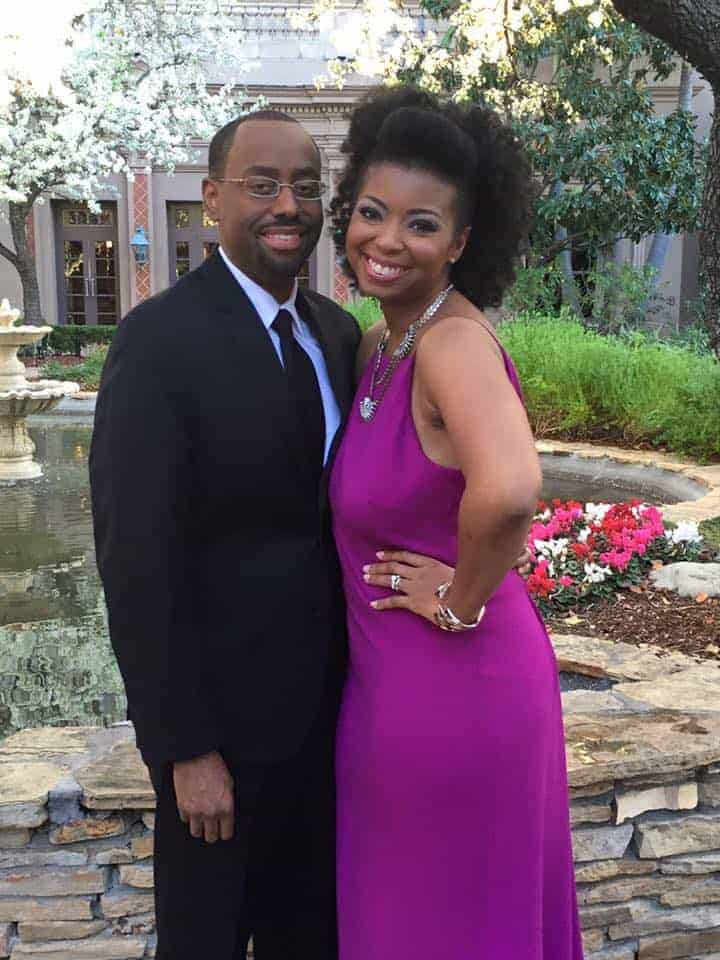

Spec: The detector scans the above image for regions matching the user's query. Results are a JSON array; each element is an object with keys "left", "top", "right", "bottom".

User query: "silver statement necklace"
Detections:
[{"left": 359, "top": 284, "right": 454, "bottom": 422}]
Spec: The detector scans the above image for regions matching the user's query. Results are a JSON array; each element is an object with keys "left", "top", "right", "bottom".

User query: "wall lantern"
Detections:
[{"left": 130, "top": 226, "right": 150, "bottom": 265}]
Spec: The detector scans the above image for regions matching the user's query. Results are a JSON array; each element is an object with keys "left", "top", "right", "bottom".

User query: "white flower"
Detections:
[
  {"left": 583, "top": 562, "right": 612, "bottom": 583},
  {"left": 665, "top": 522, "right": 702, "bottom": 545},
  {"left": 577, "top": 526, "right": 592, "bottom": 543},
  {"left": 548, "top": 537, "right": 569, "bottom": 558},
  {"left": 588, "top": 9, "right": 604, "bottom": 28},
  {"left": 585, "top": 503, "right": 612, "bottom": 523}
]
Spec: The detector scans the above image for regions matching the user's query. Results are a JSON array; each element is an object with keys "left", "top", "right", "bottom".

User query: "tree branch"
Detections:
[
  {"left": 0, "top": 239, "right": 19, "bottom": 267},
  {"left": 610, "top": 0, "right": 720, "bottom": 85}
]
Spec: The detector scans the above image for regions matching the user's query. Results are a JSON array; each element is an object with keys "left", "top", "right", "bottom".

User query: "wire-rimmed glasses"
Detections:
[{"left": 212, "top": 176, "right": 327, "bottom": 201}]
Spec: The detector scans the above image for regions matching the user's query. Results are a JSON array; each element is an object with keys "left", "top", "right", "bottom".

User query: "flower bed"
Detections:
[{"left": 527, "top": 499, "right": 705, "bottom": 616}]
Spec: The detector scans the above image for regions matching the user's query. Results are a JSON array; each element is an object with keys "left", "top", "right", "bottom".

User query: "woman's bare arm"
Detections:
[{"left": 413, "top": 316, "right": 540, "bottom": 622}]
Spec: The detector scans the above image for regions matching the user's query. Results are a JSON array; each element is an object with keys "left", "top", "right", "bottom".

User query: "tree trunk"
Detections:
[
  {"left": 613, "top": 236, "right": 625, "bottom": 268},
  {"left": 679, "top": 59, "right": 695, "bottom": 113},
  {"left": 7, "top": 201, "right": 44, "bottom": 326},
  {"left": 556, "top": 230, "right": 581, "bottom": 315},
  {"left": 643, "top": 63, "right": 694, "bottom": 296},
  {"left": 610, "top": 0, "right": 720, "bottom": 354},
  {"left": 701, "top": 98, "right": 720, "bottom": 354},
  {"left": 552, "top": 182, "right": 581, "bottom": 314}
]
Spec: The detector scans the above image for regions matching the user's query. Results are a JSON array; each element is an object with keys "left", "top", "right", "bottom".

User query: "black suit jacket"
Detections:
[{"left": 89, "top": 251, "right": 361, "bottom": 768}]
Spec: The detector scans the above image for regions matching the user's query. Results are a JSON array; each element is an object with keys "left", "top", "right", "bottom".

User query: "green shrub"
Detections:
[
  {"left": 47, "top": 325, "right": 117, "bottom": 355},
  {"left": 20, "top": 324, "right": 117, "bottom": 358},
  {"left": 498, "top": 314, "right": 720, "bottom": 461},
  {"left": 700, "top": 517, "right": 720, "bottom": 550},
  {"left": 41, "top": 345, "right": 108, "bottom": 391},
  {"left": 504, "top": 264, "right": 562, "bottom": 317},
  {"left": 342, "top": 297, "right": 383, "bottom": 332}
]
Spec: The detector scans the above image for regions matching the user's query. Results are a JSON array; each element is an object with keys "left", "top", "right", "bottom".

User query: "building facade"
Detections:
[{"left": 0, "top": 7, "right": 714, "bottom": 328}]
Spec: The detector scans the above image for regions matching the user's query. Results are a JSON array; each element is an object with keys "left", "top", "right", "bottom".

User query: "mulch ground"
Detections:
[{"left": 547, "top": 583, "right": 720, "bottom": 660}]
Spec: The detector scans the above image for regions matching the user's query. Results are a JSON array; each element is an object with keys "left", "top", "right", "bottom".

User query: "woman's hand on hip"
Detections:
[
  {"left": 363, "top": 543, "right": 533, "bottom": 625},
  {"left": 364, "top": 550, "right": 453, "bottom": 625}
]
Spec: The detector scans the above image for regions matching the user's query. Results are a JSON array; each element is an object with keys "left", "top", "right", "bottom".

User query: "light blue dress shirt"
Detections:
[{"left": 219, "top": 246, "right": 341, "bottom": 464}]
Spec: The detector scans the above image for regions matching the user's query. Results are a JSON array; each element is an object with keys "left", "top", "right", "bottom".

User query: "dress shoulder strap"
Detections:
[{"left": 475, "top": 318, "right": 525, "bottom": 405}]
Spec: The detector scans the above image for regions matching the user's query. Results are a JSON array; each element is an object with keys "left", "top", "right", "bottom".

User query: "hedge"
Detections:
[{"left": 18, "top": 324, "right": 118, "bottom": 358}]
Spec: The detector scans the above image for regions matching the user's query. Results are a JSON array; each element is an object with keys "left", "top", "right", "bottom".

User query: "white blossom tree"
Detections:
[{"left": 0, "top": 0, "right": 255, "bottom": 324}]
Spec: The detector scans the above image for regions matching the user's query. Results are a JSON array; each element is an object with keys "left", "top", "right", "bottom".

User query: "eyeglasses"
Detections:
[{"left": 213, "top": 176, "right": 327, "bottom": 201}]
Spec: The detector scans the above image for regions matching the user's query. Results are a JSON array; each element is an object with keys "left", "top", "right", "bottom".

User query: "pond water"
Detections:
[
  {"left": 0, "top": 417, "right": 700, "bottom": 738},
  {"left": 540, "top": 475, "right": 674, "bottom": 505},
  {"left": 0, "top": 419, "right": 125, "bottom": 739}
]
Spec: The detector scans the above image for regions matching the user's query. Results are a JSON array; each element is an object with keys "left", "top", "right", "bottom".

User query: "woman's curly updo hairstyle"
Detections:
[{"left": 331, "top": 85, "right": 534, "bottom": 309}]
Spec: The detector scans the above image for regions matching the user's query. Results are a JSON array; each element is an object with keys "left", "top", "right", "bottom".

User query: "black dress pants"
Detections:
[{"left": 150, "top": 714, "right": 338, "bottom": 960}]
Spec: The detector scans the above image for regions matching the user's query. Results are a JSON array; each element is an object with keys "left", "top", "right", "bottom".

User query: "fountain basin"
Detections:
[
  {"left": 540, "top": 451, "right": 710, "bottom": 506},
  {"left": 0, "top": 299, "right": 80, "bottom": 481},
  {"left": 0, "top": 382, "right": 80, "bottom": 481}
]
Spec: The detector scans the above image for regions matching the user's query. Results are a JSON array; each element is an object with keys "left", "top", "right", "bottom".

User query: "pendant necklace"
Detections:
[{"left": 359, "top": 284, "right": 454, "bottom": 422}]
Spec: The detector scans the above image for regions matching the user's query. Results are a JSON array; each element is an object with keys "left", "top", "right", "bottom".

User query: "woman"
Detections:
[{"left": 328, "top": 86, "right": 583, "bottom": 959}]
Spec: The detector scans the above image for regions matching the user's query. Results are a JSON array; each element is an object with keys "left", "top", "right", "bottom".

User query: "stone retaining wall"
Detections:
[{"left": 1, "top": 635, "right": 720, "bottom": 960}]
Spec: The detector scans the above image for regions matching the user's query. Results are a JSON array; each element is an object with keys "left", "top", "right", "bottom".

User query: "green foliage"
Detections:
[
  {"left": 396, "top": 2, "right": 704, "bottom": 265},
  {"left": 581, "top": 261, "right": 666, "bottom": 334},
  {"left": 41, "top": 345, "right": 108, "bottom": 391},
  {"left": 699, "top": 517, "right": 720, "bottom": 550},
  {"left": 18, "top": 324, "right": 117, "bottom": 359},
  {"left": 498, "top": 314, "right": 720, "bottom": 460},
  {"left": 342, "top": 297, "right": 384, "bottom": 332},
  {"left": 507, "top": 261, "right": 669, "bottom": 334},
  {"left": 504, "top": 264, "right": 562, "bottom": 316},
  {"left": 47, "top": 325, "right": 117, "bottom": 356}
]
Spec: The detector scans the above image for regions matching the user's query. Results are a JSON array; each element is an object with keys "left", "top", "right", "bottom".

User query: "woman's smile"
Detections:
[{"left": 361, "top": 254, "right": 409, "bottom": 284}]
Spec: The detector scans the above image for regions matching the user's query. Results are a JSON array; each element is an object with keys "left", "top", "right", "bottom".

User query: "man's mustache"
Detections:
[{"left": 257, "top": 217, "right": 312, "bottom": 229}]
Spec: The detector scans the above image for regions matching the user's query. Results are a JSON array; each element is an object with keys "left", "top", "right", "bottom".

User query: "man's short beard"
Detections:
[{"left": 260, "top": 249, "right": 308, "bottom": 278}]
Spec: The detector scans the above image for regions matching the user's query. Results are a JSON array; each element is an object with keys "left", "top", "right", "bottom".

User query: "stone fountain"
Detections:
[{"left": 0, "top": 298, "right": 79, "bottom": 481}]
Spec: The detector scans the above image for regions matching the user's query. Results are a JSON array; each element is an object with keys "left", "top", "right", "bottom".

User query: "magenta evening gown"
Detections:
[{"left": 328, "top": 341, "right": 584, "bottom": 959}]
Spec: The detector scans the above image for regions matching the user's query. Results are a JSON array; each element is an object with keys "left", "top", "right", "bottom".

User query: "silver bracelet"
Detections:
[{"left": 434, "top": 581, "right": 486, "bottom": 632}]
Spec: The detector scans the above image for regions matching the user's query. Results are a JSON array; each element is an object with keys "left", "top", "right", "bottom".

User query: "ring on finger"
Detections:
[{"left": 390, "top": 573, "right": 402, "bottom": 592}]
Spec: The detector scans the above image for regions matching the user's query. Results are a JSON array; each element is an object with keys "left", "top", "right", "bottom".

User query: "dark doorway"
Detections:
[
  {"left": 54, "top": 202, "right": 120, "bottom": 326},
  {"left": 167, "top": 202, "right": 317, "bottom": 289}
]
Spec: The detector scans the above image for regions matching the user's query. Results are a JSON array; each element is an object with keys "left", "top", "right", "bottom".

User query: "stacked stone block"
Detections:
[
  {"left": 573, "top": 765, "right": 720, "bottom": 959},
  {"left": 2, "top": 633, "right": 720, "bottom": 959}
]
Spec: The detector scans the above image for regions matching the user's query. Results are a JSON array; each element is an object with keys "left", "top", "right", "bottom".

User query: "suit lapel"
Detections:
[{"left": 197, "top": 252, "right": 314, "bottom": 493}]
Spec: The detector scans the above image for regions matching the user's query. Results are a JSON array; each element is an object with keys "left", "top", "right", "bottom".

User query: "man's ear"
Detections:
[{"left": 202, "top": 178, "right": 221, "bottom": 223}]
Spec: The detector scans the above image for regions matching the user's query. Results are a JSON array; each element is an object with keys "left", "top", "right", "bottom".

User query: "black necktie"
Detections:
[{"left": 272, "top": 308, "right": 326, "bottom": 486}]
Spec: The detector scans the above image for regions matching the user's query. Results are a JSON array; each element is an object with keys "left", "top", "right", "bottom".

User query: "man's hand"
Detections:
[{"left": 173, "top": 750, "right": 234, "bottom": 844}]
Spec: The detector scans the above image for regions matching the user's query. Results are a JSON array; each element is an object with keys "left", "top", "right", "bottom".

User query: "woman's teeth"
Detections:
[{"left": 366, "top": 257, "right": 405, "bottom": 280}]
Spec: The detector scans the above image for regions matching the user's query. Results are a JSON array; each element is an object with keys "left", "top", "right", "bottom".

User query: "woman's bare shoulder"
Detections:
[
  {"left": 416, "top": 311, "right": 503, "bottom": 368},
  {"left": 355, "top": 319, "right": 387, "bottom": 382}
]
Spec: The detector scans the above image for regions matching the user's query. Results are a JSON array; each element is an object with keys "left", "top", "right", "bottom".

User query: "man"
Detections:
[{"left": 90, "top": 111, "right": 359, "bottom": 960}]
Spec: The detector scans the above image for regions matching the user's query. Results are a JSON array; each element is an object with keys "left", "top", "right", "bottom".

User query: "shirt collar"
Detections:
[{"left": 219, "top": 246, "right": 300, "bottom": 331}]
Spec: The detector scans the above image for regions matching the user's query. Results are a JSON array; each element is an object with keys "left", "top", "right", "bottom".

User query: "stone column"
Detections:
[
  {"left": 130, "top": 170, "right": 152, "bottom": 306},
  {"left": 324, "top": 137, "right": 348, "bottom": 303}
]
